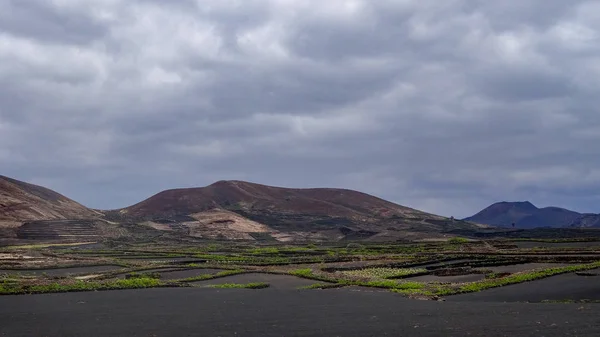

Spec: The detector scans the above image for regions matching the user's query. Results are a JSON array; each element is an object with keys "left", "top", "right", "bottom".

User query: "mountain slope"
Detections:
[
  {"left": 0, "top": 175, "right": 100, "bottom": 222},
  {"left": 569, "top": 214, "right": 600, "bottom": 228},
  {"left": 465, "top": 201, "right": 600, "bottom": 228},
  {"left": 0, "top": 176, "right": 482, "bottom": 242},
  {"left": 116, "top": 180, "right": 476, "bottom": 240}
]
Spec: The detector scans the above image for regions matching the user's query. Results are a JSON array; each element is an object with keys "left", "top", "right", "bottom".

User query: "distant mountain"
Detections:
[
  {"left": 569, "top": 214, "right": 600, "bottom": 228},
  {"left": 0, "top": 175, "right": 100, "bottom": 222},
  {"left": 464, "top": 201, "right": 600, "bottom": 228}
]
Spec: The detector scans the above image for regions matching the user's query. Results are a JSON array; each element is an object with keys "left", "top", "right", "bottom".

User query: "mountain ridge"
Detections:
[
  {"left": 0, "top": 175, "right": 100, "bottom": 223},
  {"left": 1, "top": 176, "right": 484, "bottom": 241},
  {"left": 465, "top": 201, "right": 600, "bottom": 228}
]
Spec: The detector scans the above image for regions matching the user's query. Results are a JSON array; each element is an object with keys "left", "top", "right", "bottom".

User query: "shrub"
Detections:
[{"left": 448, "top": 237, "right": 469, "bottom": 244}]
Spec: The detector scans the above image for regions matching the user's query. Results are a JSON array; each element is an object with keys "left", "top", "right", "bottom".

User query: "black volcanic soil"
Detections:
[
  {"left": 158, "top": 268, "right": 223, "bottom": 280},
  {"left": 448, "top": 272, "right": 600, "bottom": 302},
  {"left": 407, "top": 273, "right": 486, "bottom": 283},
  {"left": 193, "top": 273, "right": 318, "bottom": 289},
  {"left": 1, "top": 288, "right": 599, "bottom": 337}
]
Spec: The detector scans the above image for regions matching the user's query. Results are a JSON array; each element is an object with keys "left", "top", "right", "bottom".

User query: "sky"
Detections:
[{"left": 1, "top": 0, "right": 600, "bottom": 218}]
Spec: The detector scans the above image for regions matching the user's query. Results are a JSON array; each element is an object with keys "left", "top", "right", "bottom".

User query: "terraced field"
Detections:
[{"left": 1, "top": 238, "right": 599, "bottom": 299}]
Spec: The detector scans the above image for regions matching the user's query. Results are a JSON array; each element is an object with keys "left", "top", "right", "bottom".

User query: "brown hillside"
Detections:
[
  {"left": 116, "top": 180, "right": 473, "bottom": 240},
  {"left": 121, "top": 180, "right": 441, "bottom": 221},
  {"left": 0, "top": 175, "right": 100, "bottom": 222}
]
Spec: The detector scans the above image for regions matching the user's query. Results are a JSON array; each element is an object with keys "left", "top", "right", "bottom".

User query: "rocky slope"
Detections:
[
  {"left": 0, "top": 175, "right": 100, "bottom": 223},
  {"left": 1, "top": 176, "right": 482, "bottom": 241},
  {"left": 115, "top": 180, "right": 478, "bottom": 241}
]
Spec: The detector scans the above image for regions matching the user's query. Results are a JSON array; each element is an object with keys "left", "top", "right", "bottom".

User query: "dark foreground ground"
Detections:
[
  {"left": 1, "top": 288, "right": 599, "bottom": 337},
  {"left": 448, "top": 272, "right": 600, "bottom": 303}
]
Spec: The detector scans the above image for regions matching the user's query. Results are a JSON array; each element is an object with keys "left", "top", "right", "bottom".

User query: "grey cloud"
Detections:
[
  {"left": 1, "top": 0, "right": 600, "bottom": 218},
  {"left": 0, "top": 0, "right": 109, "bottom": 45}
]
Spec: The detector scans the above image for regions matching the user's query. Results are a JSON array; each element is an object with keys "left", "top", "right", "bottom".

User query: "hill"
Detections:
[
  {"left": 0, "top": 175, "right": 105, "bottom": 240},
  {"left": 0, "top": 176, "right": 483, "bottom": 242},
  {"left": 115, "top": 180, "right": 479, "bottom": 241},
  {"left": 0, "top": 175, "right": 100, "bottom": 222},
  {"left": 464, "top": 201, "right": 600, "bottom": 229}
]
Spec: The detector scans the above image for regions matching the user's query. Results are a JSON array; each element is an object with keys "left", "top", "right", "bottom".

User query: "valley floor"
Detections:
[
  {"left": 2, "top": 238, "right": 600, "bottom": 336},
  {"left": 1, "top": 287, "right": 599, "bottom": 337}
]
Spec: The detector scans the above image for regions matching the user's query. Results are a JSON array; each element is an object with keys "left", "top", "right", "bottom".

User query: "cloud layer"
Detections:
[{"left": 1, "top": 0, "right": 600, "bottom": 217}]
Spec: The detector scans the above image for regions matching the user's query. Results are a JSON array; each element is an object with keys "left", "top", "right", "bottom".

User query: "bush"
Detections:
[
  {"left": 346, "top": 243, "right": 364, "bottom": 250},
  {"left": 448, "top": 237, "right": 469, "bottom": 244}
]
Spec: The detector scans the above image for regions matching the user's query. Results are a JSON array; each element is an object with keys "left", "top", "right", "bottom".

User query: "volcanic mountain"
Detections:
[
  {"left": 115, "top": 180, "right": 478, "bottom": 241},
  {"left": 464, "top": 201, "right": 600, "bottom": 229},
  {"left": 0, "top": 175, "right": 100, "bottom": 223},
  {"left": 1, "top": 176, "right": 482, "bottom": 242}
]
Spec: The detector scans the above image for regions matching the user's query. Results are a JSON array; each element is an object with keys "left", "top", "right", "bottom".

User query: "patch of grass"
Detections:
[
  {"left": 289, "top": 268, "right": 313, "bottom": 277},
  {"left": 341, "top": 267, "right": 427, "bottom": 279},
  {"left": 288, "top": 268, "right": 337, "bottom": 283},
  {"left": 206, "top": 282, "right": 269, "bottom": 289},
  {"left": 448, "top": 237, "right": 470, "bottom": 244},
  {"left": 0, "top": 276, "right": 167, "bottom": 295},
  {"left": 250, "top": 247, "right": 280, "bottom": 255},
  {"left": 340, "top": 279, "right": 425, "bottom": 290}
]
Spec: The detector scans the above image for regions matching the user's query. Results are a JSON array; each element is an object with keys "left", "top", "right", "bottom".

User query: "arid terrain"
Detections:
[
  {"left": 2, "top": 175, "right": 600, "bottom": 336},
  {"left": 2, "top": 238, "right": 600, "bottom": 336},
  {"left": 1, "top": 176, "right": 484, "bottom": 244}
]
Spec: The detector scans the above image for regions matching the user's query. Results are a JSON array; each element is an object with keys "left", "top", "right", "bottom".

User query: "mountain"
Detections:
[
  {"left": 114, "top": 180, "right": 479, "bottom": 241},
  {"left": 569, "top": 214, "right": 600, "bottom": 228},
  {"left": 1, "top": 176, "right": 482, "bottom": 242},
  {"left": 464, "top": 201, "right": 600, "bottom": 228},
  {"left": 0, "top": 175, "right": 105, "bottom": 240},
  {"left": 0, "top": 175, "right": 100, "bottom": 222}
]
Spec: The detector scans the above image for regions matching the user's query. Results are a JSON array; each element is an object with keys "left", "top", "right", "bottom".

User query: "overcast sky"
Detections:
[{"left": 1, "top": 0, "right": 600, "bottom": 217}]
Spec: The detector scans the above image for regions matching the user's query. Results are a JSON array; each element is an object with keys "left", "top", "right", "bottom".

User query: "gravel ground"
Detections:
[
  {"left": 1, "top": 287, "right": 599, "bottom": 336},
  {"left": 193, "top": 273, "right": 318, "bottom": 289}
]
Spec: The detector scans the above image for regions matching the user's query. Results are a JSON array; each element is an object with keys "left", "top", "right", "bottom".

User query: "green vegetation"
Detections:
[
  {"left": 341, "top": 267, "right": 427, "bottom": 279},
  {"left": 289, "top": 268, "right": 313, "bottom": 278},
  {"left": 448, "top": 237, "right": 470, "bottom": 244},
  {"left": 289, "top": 268, "right": 337, "bottom": 283},
  {"left": 206, "top": 282, "right": 269, "bottom": 289},
  {"left": 0, "top": 276, "right": 165, "bottom": 295},
  {"left": 4, "top": 239, "right": 600, "bottom": 299},
  {"left": 351, "top": 280, "right": 425, "bottom": 290}
]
